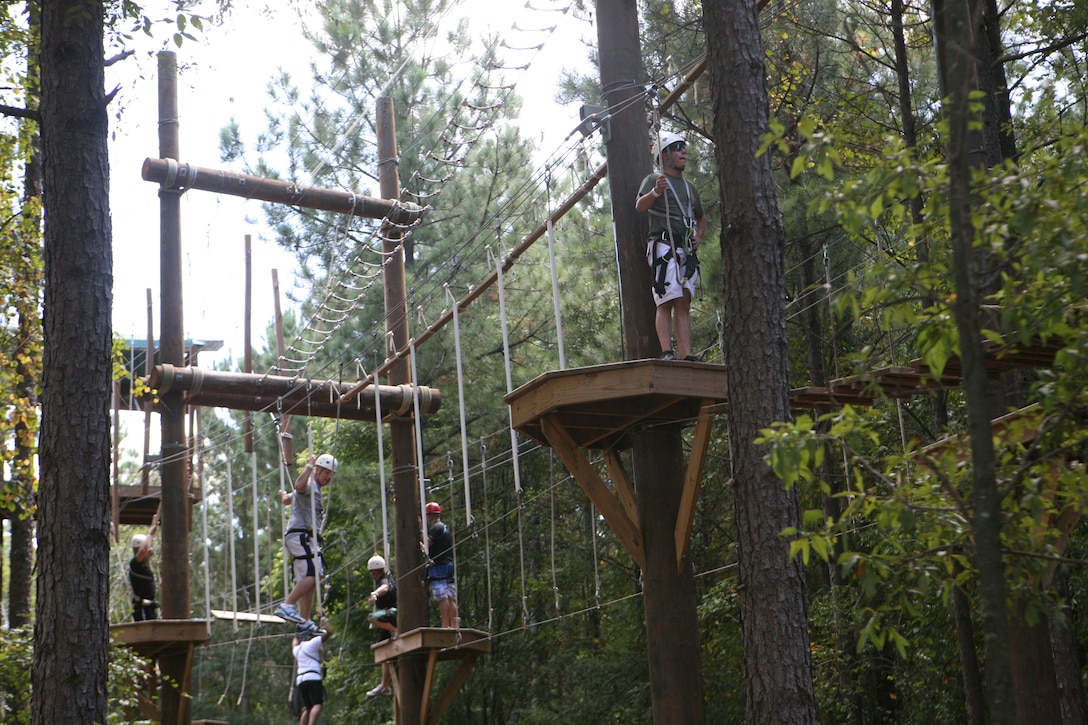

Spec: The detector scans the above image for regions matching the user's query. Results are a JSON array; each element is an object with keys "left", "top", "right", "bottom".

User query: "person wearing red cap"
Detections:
[{"left": 424, "top": 502, "right": 458, "bottom": 628}]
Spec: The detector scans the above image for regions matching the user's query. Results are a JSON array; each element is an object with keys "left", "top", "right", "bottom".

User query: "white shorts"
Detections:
[
  {"left": 285, "top": 530, "right": 323, "bottom": 582},
  {"left": 647, "top": 239, "right": 697, "bottom": 306}
]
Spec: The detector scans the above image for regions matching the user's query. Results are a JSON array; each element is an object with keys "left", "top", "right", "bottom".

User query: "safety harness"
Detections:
[{"left": 648, "top": 174, "right": 699, "bottom": 295}]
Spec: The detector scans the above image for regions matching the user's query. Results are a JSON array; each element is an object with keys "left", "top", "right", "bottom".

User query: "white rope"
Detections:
[
  {"left": 488, "top": 244, "right": 524, "bottom": 494},
  {"left": 226, "top": 455, "right": 239, "bottom": 634},
  {"left": 251, "top": 446, "right": 261, "bottom": 617},
  {"left": 199, "top": 409, "right": 212, "bottom": 636},
  {"left": 546, "top": 217, "right": 567, "bottom": 369},
  {"left": 411, "top": 339, "right": 430, "bottom": 556},
  {"left": 374, "top": 370, "right": 391, "bottom": 564},
  {"left": 516, "top": 486, "right": 529, "bottom": 626},
  {"left": 446, "top": 283, "right": 473, "bottom": 525},
  {"left": 550, "top": 454, "right": 560, "bottom": 615},
  {"left": 307, "top": 417, "right": 323, "bottom": 619},
  {"left": 275, "top": 417, "right": 290, "bottom": 608},
  {"left": 481, "top": 437, "right": 494, "bottom": 632},
  {"left": 591, "top": 501, "right": 601, "bottom": 608}
]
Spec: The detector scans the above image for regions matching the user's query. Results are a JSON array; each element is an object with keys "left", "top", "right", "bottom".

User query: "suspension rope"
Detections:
[
  {"left": 446, "top": 283, "right": 474, "bottom": 525},
  {"left": 488, "top": 242, "right": 524, "bottom": 494},
  {"left": 373, "top": 364, "right": 391, "bottom": 564},
  {"left": 544, "top": 172, "right": 567, "bottom": 369},
  {"left": 226, "top": 455, "right": 239, "bottom": 634},
  {"left": 199, "top": 408, "right": 212, "bottom": 636},
  {"left": 481, "top": 436, "right": 494, "bottom": 633},
  {"left": 411, "top": 339, "right": 430, "bottom": 556},
  {"left": 251, "top": 446, "right": 261, "bottom": 618},
  {"left": 550, "top": 454, "right": 560, "bottom": 616},
  {"left": 274, "top": 403, "right": 291, "bottom": 607}
]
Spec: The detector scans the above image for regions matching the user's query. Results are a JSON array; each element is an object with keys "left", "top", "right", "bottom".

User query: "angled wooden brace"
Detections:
[
  {"left": 674, "top": 400, "right": 715, "bottom": 572},
  {"left": 541, "top": 414, "right": 646, "bottom": 570}
]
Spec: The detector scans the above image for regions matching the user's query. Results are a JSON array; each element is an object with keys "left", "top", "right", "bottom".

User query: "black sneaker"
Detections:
[
  {"left": 683, "top": 355, "right": 699, "bottom": 362},
  {"left": 660, "top": 349, "right": 677, "bottom": 360}
]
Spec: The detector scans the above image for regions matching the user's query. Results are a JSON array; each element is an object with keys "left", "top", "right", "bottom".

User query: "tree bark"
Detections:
[
  {"left": 704, "top": 0, "right": 817, "bottom": 722},
  {"left": 934, "top": 0, "right": 1016, "bottom": 720},
  {"left": 34, "top": 0, "right": 113, "bottom": 722}
]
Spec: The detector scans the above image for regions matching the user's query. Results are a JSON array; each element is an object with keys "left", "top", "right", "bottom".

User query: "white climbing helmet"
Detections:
[
  {"left": 315, "top": 453, "right": 338, "bottom": 473},
  {"left": 368, "top": 554, "right": 387, "bottom": 571},
  {"left": 656, "top": 131, "right": 686, "bottom": 159},
  {"left": 131, "top": 534, "right": 147, "bottom": 551}
]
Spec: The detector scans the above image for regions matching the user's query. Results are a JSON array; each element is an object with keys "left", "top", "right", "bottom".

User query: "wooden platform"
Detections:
[
  {"left": 110, "top": 619, "right": 209, "bottom": 723},
  {"left": 506, "top": 358, "right": 727, "bottom": 451},
  {"left": 371, "top": 626, "right": 491, "bottom": 663},
  {"left": 109, "top": 618, "right": 209, "bottom": 659},
  {"left": 116, "top": 485, "right": 203, "bottom": 526},
  {"left": 373, "top": 627, "right": 491, "bottom": 725}
]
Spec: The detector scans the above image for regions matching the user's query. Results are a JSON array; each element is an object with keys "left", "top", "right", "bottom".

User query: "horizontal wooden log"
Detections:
[
  {"left": 141, "top": 158, "right": 424, "bottom": 224},
  {"left": 144, "top": 365, "right": 440, "bottom": 421}
]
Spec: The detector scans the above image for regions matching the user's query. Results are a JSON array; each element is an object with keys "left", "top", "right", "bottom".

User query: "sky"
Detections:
[{"left": 106, "top": 0, "right": 595, "bottom": 372}]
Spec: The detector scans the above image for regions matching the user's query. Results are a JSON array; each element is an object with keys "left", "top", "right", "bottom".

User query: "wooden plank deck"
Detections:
[
  {"left": 109, "top": 618, "right": 209, "bottom": 659},
  {"left": 372, "top": 627, "right": 491, "bottom": 664},
  {"left": 506, "top": 359, "right": 728, "bottom": 450}
]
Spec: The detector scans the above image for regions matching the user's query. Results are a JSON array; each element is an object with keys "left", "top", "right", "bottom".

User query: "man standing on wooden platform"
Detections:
[
  {"left": 366, "top": 554, "right": 397, "bottom": 699},
  {"left": 635, "top": 131, "right": 707, "bottom": 362},
  {"left": 276, "top": 453, "right": 337, "bottom": 635},
  {"left": 424, "top": 501, "right": 459, "bottom": 628}
]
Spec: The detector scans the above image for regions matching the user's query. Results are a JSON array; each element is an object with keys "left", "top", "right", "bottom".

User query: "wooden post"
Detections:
[
  {"left": 378, "top": 95, "right": 428, "bottom": 725},
  {"left": 596, "top": 1, "right": 707, "bottom": 721},
  {"left": 155, "top": 50, "right": 192, "bottom": 725}
]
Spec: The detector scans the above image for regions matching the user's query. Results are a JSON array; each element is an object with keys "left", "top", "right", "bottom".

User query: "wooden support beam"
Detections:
[
  {"left": 603, "top": 448, "right": 638, "bottom": 526},
  {"left": 427, "top": 653, "right": 482, "bottom": 725},
  {"left": 542, "top": 414, "right": 645, "bottom": 569},
  {"left": 675, "top": 400, "right": 715, "bottom": 572},
  {"left": 371, "top": 626, "right": 491, "bottom": 723},
  {"left": 144, "top": 364, "right": 441, "bottom": 422},
  {"left": 141, "top": 157, "right": 424, "bottom": 225},
  {"left": 420, "top": 650, "right": 437, "bottom": 725}
]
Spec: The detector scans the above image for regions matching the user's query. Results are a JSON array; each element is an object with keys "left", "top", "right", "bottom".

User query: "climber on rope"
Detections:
[
  {"left": 276, "top": 453, "right": 338, "bottom": 636},
  {"left": 635, "top": 131, "right": 707, "bottom": 362}
]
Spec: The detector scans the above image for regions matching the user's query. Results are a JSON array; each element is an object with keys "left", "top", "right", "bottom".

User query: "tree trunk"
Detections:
[
  {"left": 34, "top": 0, "right": 113, "bottom": 722},
  {"left": 953, "top": 580, "right": 986, "bottom": 725},
  {"left": 704, "top": 1, "right": 816, "bottom": 722},
  {"left": 934, "top": 0, "right": 1016, "bottom": 720},
  {"left": 1049, "top": 570, "right": 1088, "bottom": 725}
]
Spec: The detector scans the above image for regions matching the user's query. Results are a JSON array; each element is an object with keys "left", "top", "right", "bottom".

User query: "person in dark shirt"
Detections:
[
  {"left": 128, "top": 513, "right": 160, "bottom": 621},
  {"left": 424, "top": 502, "right": 458, "bottom": 628},
  {"left": 366, "top": 554, "right": 396, "bottom": 699}
]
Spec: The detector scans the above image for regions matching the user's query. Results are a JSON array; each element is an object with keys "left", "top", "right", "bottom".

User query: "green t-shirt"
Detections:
[{"left": 638, "top": 173, "right": 703, "bottom": 242}]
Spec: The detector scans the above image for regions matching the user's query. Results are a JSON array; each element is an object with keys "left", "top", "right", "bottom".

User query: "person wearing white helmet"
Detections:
[
  {"left": 128, "top": 513, "right": 161, "bottom": 621},
  {"left": 365, "top": 554, "right": 397, "bottom": 698},
  {"left": 635, "top": 131, "right": 707, "bottom": 361},
  {"left": 275, "top": 453, "right": 338, "bottom": 635}
]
